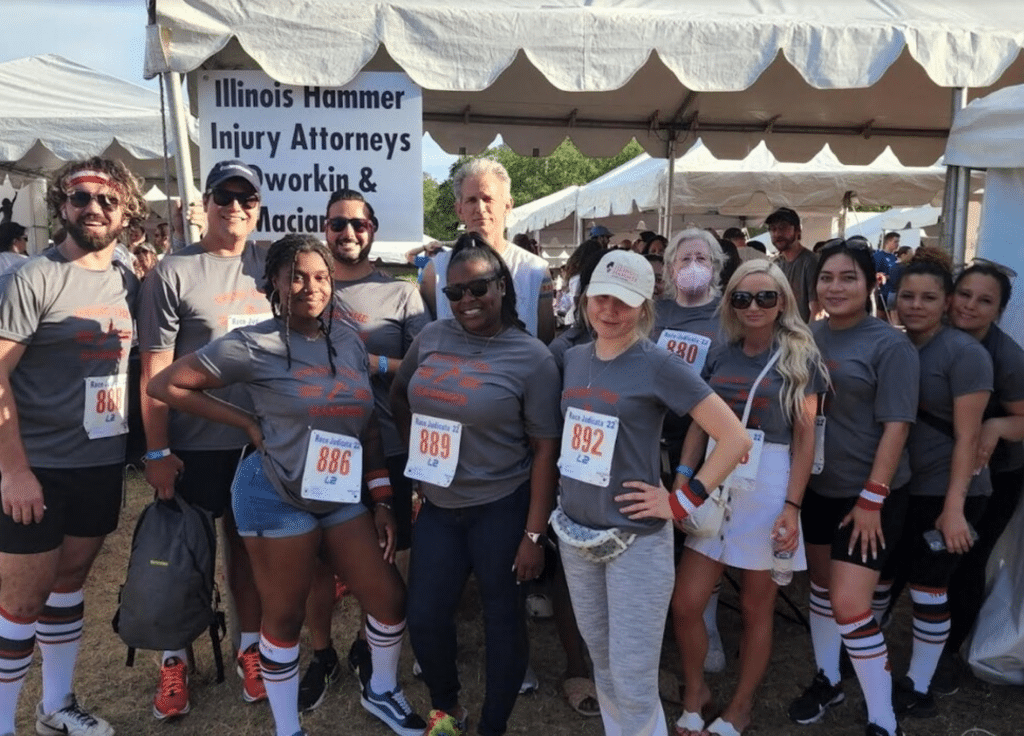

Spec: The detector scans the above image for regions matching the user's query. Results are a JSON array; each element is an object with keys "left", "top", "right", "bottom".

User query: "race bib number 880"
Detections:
[{"left": 83, "top": 374, "right": 128, "bottom": 439}]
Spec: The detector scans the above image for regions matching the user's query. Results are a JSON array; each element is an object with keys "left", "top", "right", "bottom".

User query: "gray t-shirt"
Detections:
[
  {"left": 560, "top": 339, "right": 714, "bottom": 534},
  {"left": 773, "top": 247, "right": 818, "bottom": 322},
  {"left": 809, "top": 316, "right": 919, "bottom": 498},
  {"left": 333, "top": 270, "right": 429, "bottom": 458},
  {"left": 431, "top": 245, "right": 552, "bottom": 337},
  {"left": 549, "top": 324, "right": 592, "bottom": 372},
  {"left": 396, "top": 319, "right": 562, "bottom": 508},
  {"left": 652, "top": 298, "right": 724, "bottom": 350},
  {"left": 195, "top": 317, "right": 375, "bottom": 513},
  {"left": 703, "top": 342, "right": 826, "bottom": 445},
  {"left": 909, "top": 326, "right": 993, "bottom": 497},
  {"left": 137, "top": 243, "right": 268, "bottom": 451},
  {"left": 0, "top": 250, "right": 138, "bottom": 468},
  {"left": 979, "top": 324, "right": 1024, "bottom": 473},
  {"left": 0, "top": 251, "right": 27, "bottom": 276}
]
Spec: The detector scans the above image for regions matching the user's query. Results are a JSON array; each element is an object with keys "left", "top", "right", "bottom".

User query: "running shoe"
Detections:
[
  {"left": 519, "top": 664, "right": 539, "bottom": 694},
  {"left": 865, "top": 723, "right": 905, "bottom": 736},
  {"left": 298, "top": 647, "right": 341, "bottom": 711},
  {"left": 361, "top": 682, "right": 427, "bottom": 736},
  {"left": 153, "top": 656, "right": 190, "bottom": 719},
  {"left": 35, "top": 694, "right": 114, "bottom": 736},
  {"left": 347, "top": 636, "right": 372, "bottom": 688},
  {"left": 425, "top": 707, "right": 468, "bottom": 736},
  {"left": 236, "top": 642, "right": 268, "bottom": 703},
  {"left": 788, "top": 669, "right": 845, "bottom": 724},
  {"left": 893, "top": 675, "right": 936, "bottom": 718}
]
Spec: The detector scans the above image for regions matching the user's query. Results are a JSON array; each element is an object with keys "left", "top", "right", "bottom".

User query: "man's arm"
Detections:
[
  {"left": 0, "top": 339, "right": 44, "bottom": 524},
  {"left": 405, "top": 245, "right": 425, "bottom": 266},
  {"left": 536, "top": 275, "right": 555, "bottom": 344},
  {"left": 420, "top": 260, "right": 437, "bottom": 319},
  {"left": 140, "top": 349, "right": 185, "bottom": 500}
]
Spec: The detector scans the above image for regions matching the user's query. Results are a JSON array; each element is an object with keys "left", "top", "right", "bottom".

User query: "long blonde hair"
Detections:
[{"left": 719, "top": 260, "right": 829, "bottom": 425}]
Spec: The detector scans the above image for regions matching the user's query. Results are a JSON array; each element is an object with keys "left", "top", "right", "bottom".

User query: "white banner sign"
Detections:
[{"left": 198, "top": 70, "right": 422, "bottom": 242}]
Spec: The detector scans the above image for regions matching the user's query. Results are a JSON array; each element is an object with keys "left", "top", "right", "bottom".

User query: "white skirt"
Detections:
[{"left": 685, "top": 442, "right": 807, "bottom": 571}]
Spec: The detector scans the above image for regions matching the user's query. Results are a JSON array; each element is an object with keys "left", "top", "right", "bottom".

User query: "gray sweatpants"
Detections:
[{"left": 559, "top": 521, "right": 674, "bottom": 736}]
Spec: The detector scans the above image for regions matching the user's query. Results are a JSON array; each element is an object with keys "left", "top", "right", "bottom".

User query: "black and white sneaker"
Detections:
[
  {"left": 865, "top": 723, "right": 905, "bottom": 736},
  {"left": 893, "top": 675, "right": 936, "bottom": 718},
  {"left": 788, "top": 669, "right": 845, "bottom": 724},
  {"left": 36, "top": 694, "right": 114, "bottom": 736},
  {"left": 298, "top": 647, "right": 342, "bottom": 711},
  {"left": 348, "top": 636, "right": 372, "bottom": 688},
  {"left": 361, "top": 682, "right": 428, "bottom": 736}
]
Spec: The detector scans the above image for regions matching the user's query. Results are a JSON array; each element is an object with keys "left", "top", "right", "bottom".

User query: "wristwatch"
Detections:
[{"left": 525, "top": 530, "right": 548, "bottom": 547}]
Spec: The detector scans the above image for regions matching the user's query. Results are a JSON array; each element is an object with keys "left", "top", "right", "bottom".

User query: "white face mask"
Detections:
[{"left": 675, "top": 261, "right": 713, "bottom": 294}]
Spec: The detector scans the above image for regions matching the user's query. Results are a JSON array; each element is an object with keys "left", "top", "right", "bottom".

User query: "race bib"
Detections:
[
  {"left": 657, "top": 329, "right": 712, "bottom": 373},
  {"left": 228, "top": 312, "right": 273, "bottom": 330},
  {"left": 706, "top": 428, "right": 765, "bottom": 493},
  {"left": 301, "top": 430, "right": 362, "bottom": 503},
  {"left": 812, "top": 416, "right": 826, "bottom": 475},
  {"left": 404, "top": 414, "right": 462, "bottom": 487},
  {"left": 558, "top": 407, "right": 619, "bottom": 487},
  {"left": 83, "top": 374, "right": 129, "bottom": 439}
]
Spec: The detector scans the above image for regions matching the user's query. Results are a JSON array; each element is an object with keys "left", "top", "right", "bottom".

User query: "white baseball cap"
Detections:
[{"left": 586, "top": 250, "right": 654, "bottom": 308}]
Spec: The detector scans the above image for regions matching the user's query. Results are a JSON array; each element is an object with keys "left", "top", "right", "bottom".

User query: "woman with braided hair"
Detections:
[{"left": 149, "top": 234, "right": 424, "bottom": 736}]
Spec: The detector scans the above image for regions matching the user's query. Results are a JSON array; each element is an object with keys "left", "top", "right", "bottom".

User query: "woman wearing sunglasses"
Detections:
[
  {"left": 558, "top": 250, "right": 749, "bottom": 736},
  {"left": 788, "top": 240, "right": 918, "bottom": 736},
  {"left": 938, "top": 259, "right": 1024, "bottom": 690},
  {"left": 391, "top": 232, "right": 561, "bottom": 736},
  {"left": 671, "top": 260, "right": 826, "bottom": 736},
  {"left": 654, "top": 228, "right": 731, "bottom": 676},
  {"left": 149, "top": 235, "right": 423, "bottom": 736},
  {"left": 881, "top": 247, "right": 992, "bottom": 719}
]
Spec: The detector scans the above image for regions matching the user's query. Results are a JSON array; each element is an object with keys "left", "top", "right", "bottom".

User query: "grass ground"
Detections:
[{"left": 12, "top": 469, "right": 1024, "bottom": 735}]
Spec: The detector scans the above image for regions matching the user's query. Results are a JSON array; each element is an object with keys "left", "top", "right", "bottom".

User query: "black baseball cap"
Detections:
[{"left": 205, "top": 160, "right": 261, "bottom": 194}]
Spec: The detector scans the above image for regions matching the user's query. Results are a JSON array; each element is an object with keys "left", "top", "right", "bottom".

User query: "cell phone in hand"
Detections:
[{"left": 923, "top": 524, "right": 980, "bottom": 552}]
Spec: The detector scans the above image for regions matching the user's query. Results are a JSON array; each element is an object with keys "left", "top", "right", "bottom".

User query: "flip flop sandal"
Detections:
[
  {"left": 562, "top": 677, "right": 600, "bottom": 717},
  {"left": 675, "top": 709, "right": 705, "bottom": 736},
  {"left": 705, "top": 716, "right": 743, "bottom": 736}
]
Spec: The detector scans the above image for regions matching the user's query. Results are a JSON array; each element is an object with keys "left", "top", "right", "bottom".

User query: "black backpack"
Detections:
[{"left": 112, "top": 496, "right": 225, "bottom": 681}]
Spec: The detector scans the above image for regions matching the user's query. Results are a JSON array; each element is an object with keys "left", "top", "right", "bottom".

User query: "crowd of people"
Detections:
[{"left": 0, "top": 154, "right": 1020, "bottom": 736}]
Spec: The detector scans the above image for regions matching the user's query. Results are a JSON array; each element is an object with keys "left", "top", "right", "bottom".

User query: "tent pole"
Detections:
[
  {"left": 952, "top": 166, "right": 971, "bottom": 265},
  {"left": 939, "top": 88, "right": 969, "bottom": 256},
  {"left": 663, "top": 135, "right": 677, "bottom": 237},
  {"left": 162, "top": 71, "right": 199, "bottom": 245}
]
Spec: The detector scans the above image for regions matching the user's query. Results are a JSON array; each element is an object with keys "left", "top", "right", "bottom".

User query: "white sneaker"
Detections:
[
  {"left": 519, "top": 664, "right": 539, "bottom": 694},
  {"left": 36, "top": 694, "right": 114, "bottom": 736},
  {"left": 704, "top": 630, "right": 726, "bottom": 673}
]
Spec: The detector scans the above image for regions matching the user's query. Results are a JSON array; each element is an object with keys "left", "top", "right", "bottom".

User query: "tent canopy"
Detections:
[
  {"left": 148, "top": 0, "right": 1024, "bottom": 165},
  {"left": 0, "top": 54, "right": 193, "bottom": 187},
  {"left": 945, "top": 85, "right": 1024, "bottom": 168}
]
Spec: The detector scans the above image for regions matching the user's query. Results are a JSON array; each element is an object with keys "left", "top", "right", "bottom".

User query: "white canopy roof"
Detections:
[
  {"left": 148, "top": 0, "right": 1024, "bottom": 165},
  {"left": 507, "top": 140, "right": 948, "bottom": 236},
  {"left": 945, "top": 85, "right": 1024, "bottom": 169},
  {"left": 0, "top": 54, "right": 194, "bottom": 187}
]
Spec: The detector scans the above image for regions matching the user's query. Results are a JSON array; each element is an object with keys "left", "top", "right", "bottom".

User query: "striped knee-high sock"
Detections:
[
  {"left": 259, "top": 632, "right": 301, "bottom": 736},
  {"left": 366, "top": 615, "right": 405, "bottom": 695},
  {"left": 808, "top": 582, "right": 842, "bottom": 685},
  {"left": 872, "top": 580, "right": 893, "bottom": 626},
  {"left": 0, "top": 606, "right": 36, "bottom": 735},
  {"left": 907, "top": 586, "right": 950, "bottom": 693},
  {"left": 838, "top": 611, "right": 897, "bottom": 734},
  {"left": 36, "top": 589, "right": 83, "bottom": 714}
]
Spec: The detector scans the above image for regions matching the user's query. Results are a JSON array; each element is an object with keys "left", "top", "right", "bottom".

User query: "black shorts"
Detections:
[
  {"left": 0, "top": 464, "right": 123, "bottom": 554},
  {"left": 173, "top": 448, "right": 247, "bottom": 518},
  {"left": 801, "top": 485, "right": 910, "bottom": 572},
  {"left": 886, "top": 494, "right": 988, "bottom": 589}
]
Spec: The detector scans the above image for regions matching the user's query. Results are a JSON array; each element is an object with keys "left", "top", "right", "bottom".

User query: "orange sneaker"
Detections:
[
  {"left": 236, "top": 643, "right": 268, "bottom": 703},
  {"left": 153, "top": 656, "right": 190, "bottom": 720}
]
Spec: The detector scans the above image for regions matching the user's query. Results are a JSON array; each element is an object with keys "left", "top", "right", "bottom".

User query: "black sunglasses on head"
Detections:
[
  {"left": 327, "top": 217, "right": 374, "bottom": 233},
  {"left": 730, "top": 290, "right": 779, "bottom": 309},
  {"left": 65, "top": 190, "right": 120, "bottom": 211},
  {"left": 821, "top": 236, "right": 870, "bottom": 252},
  {"left": 442, "top": 274, "right": 500, "bottom": 302},
  {"left": 210, "top": 188, "right": 261, "bottom": 209}
]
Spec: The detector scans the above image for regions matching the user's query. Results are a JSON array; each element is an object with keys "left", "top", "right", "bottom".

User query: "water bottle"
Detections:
[{"left": 771, "top": 527, "right": 794, "bottom": 586}]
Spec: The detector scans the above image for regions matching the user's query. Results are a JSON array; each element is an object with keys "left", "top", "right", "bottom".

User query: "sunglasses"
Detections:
[
  {"left": 820, "top": 236, "right": 871, "bottom": 252},
  {"left": 65, "top": 190, "right": 120, "bottom": 211},
  {"left": 442, "top": 274, "right": 500, "bottom": 302},
  {"left": 966, "top": 257, "right": 1018, "bottom": 280},
  {"left": 730, "top": 290, "right": 780, "bottom": 309},
  {"left": 327, "top": 217, "right": 374, "bottom": 233},
  {"left": 210, "top": 188, "right": 261, "bottom": 209}
]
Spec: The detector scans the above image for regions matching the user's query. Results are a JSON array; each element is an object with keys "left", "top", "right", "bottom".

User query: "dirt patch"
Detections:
[{"left": 13, "top": 470, "right": 1023, "bottom": 735}]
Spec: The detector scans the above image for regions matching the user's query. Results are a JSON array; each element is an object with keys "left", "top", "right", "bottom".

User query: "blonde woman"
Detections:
[
  {"left": 558, "top": 250, "right": 750, "bottom": 736},
  {"left": 671, "top": 260, "right": 828, "bottom": 736}
]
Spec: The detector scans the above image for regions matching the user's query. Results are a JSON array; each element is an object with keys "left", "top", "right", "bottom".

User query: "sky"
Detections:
[{"left": 1, "top": 0, "right": 459, "bottom": 180}]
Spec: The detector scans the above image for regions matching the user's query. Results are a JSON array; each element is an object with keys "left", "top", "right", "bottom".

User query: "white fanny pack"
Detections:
[{"left": 550, "top": 504, "right": 637, "bottom": 563}]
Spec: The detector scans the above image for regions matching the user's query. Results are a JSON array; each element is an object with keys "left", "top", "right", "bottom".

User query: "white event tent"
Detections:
[
  {"left": 945, "top": 84, "right": 1024, "bottom": 348},
  {"left": 146, "top": 0, "right": 1024, "bottom": 255}
]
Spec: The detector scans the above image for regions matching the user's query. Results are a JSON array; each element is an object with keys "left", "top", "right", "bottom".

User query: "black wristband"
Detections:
[
  {"left": 785, "top": 499, "right": 802, "bottom": 511},
  {"left": 689, "top": 477, "right": 707, "bottom": 501}
]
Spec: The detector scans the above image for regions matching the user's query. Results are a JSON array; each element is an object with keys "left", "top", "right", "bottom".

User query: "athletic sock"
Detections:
[
  {"left": 162, "top": 648, "right": 188, "bottom": 665},
  {"left": 838, "top": 611, "right": 897, "bottom": 734},
  {"left": 259, "top": 632, "right": 301, "bottom": 736},
  {"left": 908, "top": 586, "right": 950, "bottom": 693},
  {"left": 703, "top": 580, "right": 722, "bottom": 640},
  {"left": 239, "top": 631, "right": 260, "bottom": 651},
  {"left": 872, "top": 580, "right": 893, "bottom": 626},
  {"left": 808, "top": 582, "right": 841, "bottom": 685},
  {"left": 36, "top": 589, "right": 83, "bottom": 714},
  {"left": 0, "top": 606, "right": 36, "bottom": 734},
  {"left": 365, "top": 615, "right": 404, "bottom": 694}
]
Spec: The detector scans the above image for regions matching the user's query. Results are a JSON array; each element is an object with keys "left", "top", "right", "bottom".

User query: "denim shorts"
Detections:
[{"left": 231, "top": 452, "right": 366, "bottom": 538}]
